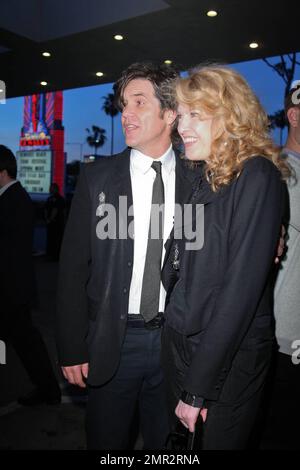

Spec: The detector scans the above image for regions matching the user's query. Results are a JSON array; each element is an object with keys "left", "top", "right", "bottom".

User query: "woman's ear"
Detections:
[{"left": 212, "top": 116, "right": 224, "bottom": 141}]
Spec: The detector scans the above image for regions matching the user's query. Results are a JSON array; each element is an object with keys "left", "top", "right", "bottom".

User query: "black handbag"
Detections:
[{"left": 165, "top": 416, "right": 203, "bottom": 451}]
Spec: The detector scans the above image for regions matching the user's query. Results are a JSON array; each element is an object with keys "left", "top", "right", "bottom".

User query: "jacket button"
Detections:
[
  {"left": 123, "top": 287, "right": 127, "bottom": 294},
  {"left": 120, "top": 314, "right": 126, "bottom": 320},
  {"left": 127, "top": 261, "right": 132, "bottom": 267},
  {"left": 215, "top": 385, "right": 221, "bottom": 390}
]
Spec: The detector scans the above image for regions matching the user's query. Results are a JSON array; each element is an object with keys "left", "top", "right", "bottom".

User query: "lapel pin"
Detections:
[
  {"left": 96, "top": 191, "right": 106, "bottom": 217},
  {"left": 172, "top": 242, "right": 180, "bottom": 271}
]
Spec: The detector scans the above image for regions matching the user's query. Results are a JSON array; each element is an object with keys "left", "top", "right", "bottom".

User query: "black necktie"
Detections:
[{"left": 140, "top": 161, "right": 165, "bottom": 322}]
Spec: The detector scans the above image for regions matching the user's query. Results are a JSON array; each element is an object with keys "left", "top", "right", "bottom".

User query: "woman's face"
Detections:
[{"left": 177, "top": 102, "right": 214, "bottom": 161}]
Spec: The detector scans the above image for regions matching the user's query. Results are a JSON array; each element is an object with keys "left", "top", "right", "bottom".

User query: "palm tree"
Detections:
[
  {"left": 86, "top": 125, "right": 107, "bottom": 155},
  {"left": 102, "top": 93, "right": 119, "bottom": 155},
  {"left": 269, "top": 109, "right": 287, "bottom": 146}
]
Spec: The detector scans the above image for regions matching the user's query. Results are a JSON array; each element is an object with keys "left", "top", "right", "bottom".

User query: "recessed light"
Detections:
[
  {"left": 0, "top": 89, "right": 3, "bottom": 93},
  {"left": 249, "top": 42, "right": 259, "bottom": 49},
  {"left": 207, "top": 10, "right": 218, "bottom": 17},
  {"left": 42, "top": 52, "right": 51, "bottom": 57},
  {"left": 164, "top": 60, "right": 172, "bottom": 65},
  {"left": 96, "top": 72, "right": 104, "bottom": 77},
  {"left": 114, "top": 35, "right": 124, "bottom": 41},
  {"left": 40, "top": 81, "right": 48, "bottom": 86}
]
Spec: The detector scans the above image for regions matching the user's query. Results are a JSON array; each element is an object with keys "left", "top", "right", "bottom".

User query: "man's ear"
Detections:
[
  {"left": 287, "top": 107, "right": 300, "bottom": 128},
  {"left": 165, "top": 109, "right": 177, "bottom": 126}
]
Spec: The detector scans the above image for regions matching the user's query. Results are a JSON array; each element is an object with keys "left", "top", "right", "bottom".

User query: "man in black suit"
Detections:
[
  {"left": 0, "top": 145, "right": 61, "bottom": 405},
  {"left": 56, "top": 62, "right": 199, "bottom": 449}
]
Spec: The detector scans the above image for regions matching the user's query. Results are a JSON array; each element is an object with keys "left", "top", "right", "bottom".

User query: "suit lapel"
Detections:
[
  {"left": 162, "top": 153, "right": 198, "bottom": 270},
  {"left": 162, "top": 156, "right": 220, "bottom": 270},
  {"left": 108, "top": 148, "right": 134, "bottom": 259},
  {"left": 109, "top": 148, "right": 133, "bottom": 208},
  {"left": 174, "top": 153, "right": 198, "bottom": 206}
]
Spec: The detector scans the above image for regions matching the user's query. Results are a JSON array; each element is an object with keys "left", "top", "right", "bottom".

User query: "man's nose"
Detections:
[{"left": 122, "top": 106, "right": 134, "bottom": 119}]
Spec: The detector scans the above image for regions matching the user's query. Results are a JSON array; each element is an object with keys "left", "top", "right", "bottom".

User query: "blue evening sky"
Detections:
[{"left": 0, "top": 53, "right": 299, "bottom": 162}]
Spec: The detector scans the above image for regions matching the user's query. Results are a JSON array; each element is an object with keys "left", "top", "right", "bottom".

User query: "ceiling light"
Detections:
[
  {"left": 42, "top": 52, "right": 51, "bottom": 57},
  {"left": 40, "top": 81, "right": 48, "bottom": 86},
  {"left": 114, "top": 35, "right": 124, "bottom": 41},
  {"left": 207, "top": 10, "right": 218, "bottom": 17},
  {"left": 96, "top": 72, "right": 104, "bottom": 77},
  {"left": 249, "top": 42, "right": 259, "bottom": 49},
  {"left": 164, "top": 60, "right": 172, "bottom": 65}
]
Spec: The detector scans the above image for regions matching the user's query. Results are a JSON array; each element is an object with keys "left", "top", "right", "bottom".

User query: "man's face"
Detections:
[{"left": 121, "top": 79, "right": 174, "bottom": 157}]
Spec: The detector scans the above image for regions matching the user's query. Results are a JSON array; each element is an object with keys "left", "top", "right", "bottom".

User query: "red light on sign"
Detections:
[{"left": 20, "top": 138, "right": 51, "bottom": 147}]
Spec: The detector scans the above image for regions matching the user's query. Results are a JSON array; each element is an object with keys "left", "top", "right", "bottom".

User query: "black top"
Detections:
[{"left": 162, "top": 156, "right": 284, "bottom": 401}]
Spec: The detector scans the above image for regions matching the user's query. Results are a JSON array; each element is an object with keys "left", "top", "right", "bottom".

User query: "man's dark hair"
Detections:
[
  {"left": 0, "top": 145, "right": 17, "bottom": 179},
  {"left": 114, "top": 61, "right": 179, "bottom": 113}
]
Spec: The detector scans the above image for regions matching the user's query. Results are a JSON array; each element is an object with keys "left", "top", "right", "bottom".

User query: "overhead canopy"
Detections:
[{"left": 0, "top": 0, "right": 298, "bottom": 98}]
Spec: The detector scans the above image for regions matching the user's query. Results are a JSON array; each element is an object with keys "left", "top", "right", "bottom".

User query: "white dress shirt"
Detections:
[{"left": 128, "top": 145, "right": 176, "bottom": 314}]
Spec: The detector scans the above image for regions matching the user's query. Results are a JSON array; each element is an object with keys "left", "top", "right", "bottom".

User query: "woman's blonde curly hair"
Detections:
[{"left": 175, "top": 65, "right": 290, "bottom": 191}]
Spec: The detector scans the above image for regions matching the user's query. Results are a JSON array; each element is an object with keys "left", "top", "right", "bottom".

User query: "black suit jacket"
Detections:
[
  {"left": 162, "top": 156, "right": 284, "bottom": 402},
  {"left": 0, "top": 182, "right": 35, "bottom": 306},
  {"left": 56, "top": 148, "right": 197, "bottom": 386}
]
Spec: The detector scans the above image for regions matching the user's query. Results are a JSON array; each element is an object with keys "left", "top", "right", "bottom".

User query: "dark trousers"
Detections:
[
  {"left": 1, "top": 303, "right": 60, "bottom": 397},
  {"left": 86, "top": 326, "right": 170, "bottom": 450},
  {"left": 46, "top": 222, "right": 64, "bottom": 261},
  {"left": 161, "top": 323, "right": 272, "bottom": 450},
  {"left": 259, "top": 351, "right": 300, "bottom": 449}
]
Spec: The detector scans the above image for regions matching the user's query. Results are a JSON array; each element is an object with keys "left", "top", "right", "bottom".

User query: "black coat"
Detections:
[
  {"left": 162, "top": 156, "right": 284, "bottom": 402},
  {"left": 0, "top": 182, "right": 35, "bottom": 306},
  {"left": 56, "top": 149, "right": 198, "bottom": 386}
]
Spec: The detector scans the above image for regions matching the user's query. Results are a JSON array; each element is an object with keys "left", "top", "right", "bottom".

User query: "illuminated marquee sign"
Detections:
[
  {"left": 20, "top": 94, "right": 52, "bottom": 150},
  {"left": 20, "top": 137, "right": 51, "bottom": 147},
  {"left": 17, "top": 150, "right": 52, "bottom": 194},
  {"left": 19, "top": 91, "right": 65, "bottom": 194}
]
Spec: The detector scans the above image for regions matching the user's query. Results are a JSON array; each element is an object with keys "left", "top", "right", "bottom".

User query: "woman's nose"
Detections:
[{"left": 178, "top": 116, "right": 190, "bottom": 133}]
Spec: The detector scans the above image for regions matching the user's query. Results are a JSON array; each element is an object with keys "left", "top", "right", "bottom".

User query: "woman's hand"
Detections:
[
  {"left": 175, "top": 400, "right": 208, "bottom": 433},
  {"left": 275, "top": 224, "right": 286, "bottom": 264}
]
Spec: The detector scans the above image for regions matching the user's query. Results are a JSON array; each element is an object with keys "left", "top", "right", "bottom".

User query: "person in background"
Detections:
[
  {"left": 0, "top": 145, "right": 61, "bottom": 406},
  {"left": 270, "top": 84, "right": 300, "bottom": 448}
]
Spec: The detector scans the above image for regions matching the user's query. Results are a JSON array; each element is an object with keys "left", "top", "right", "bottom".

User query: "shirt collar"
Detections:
[
  {"left": 282, "top": 147, "right": 300, "bottom": 161},
  {"left": 130, "top": 145, "right": 175, "bottom": 175},
  {"left": 0, "top": 179, "right": 18, "bottom": 197}
]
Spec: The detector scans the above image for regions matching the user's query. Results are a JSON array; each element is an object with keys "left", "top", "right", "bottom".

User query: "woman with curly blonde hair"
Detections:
[{"left": 161, "top": 65, "right": 289, "bottom": 449}]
